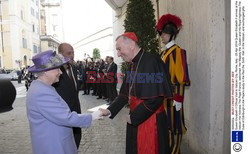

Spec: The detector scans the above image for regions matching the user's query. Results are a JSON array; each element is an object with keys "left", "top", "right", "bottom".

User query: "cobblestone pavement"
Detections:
[{"left": 0, "top": 81, "right": 193, "bottom": 154}]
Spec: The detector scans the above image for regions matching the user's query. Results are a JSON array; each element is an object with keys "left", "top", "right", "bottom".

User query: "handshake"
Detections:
[
  {"left": 91, "top": 108, "right": 111, "bottom": 120},
  {"left": 91, "top": 108, "right": 132, "bottom": 124}
]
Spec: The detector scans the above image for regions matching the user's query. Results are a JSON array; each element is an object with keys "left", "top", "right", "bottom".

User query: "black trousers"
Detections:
[
  {"left": 73, "top": 127, "right": 82, "bottom": 149},
  {"left": 107, "top": 82, "right": 117, "bottom": 101}
]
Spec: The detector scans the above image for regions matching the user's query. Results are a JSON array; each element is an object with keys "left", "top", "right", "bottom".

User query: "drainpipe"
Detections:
[
  {"left": 156, "top": 0, "right": 159, "bottom": 20},
  {"left": 0, "top": 0, "right": 5, "bottom": 53},
  {"left": 156, "top": 0, "right": 161, "bottom": 53}
]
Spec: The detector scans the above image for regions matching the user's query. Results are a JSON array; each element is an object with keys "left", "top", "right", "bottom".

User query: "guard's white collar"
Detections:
[{"left": 165, "top": 40, "right": 176, "bottom": 49}]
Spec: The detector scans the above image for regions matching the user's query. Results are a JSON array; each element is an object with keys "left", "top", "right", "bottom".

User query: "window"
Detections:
[
  {"left": 33, "top": 45, "right": 37, "bottom": 53},
  {"left": 36, "top": 0, "right": 39, "bottom": 6},
  {"left": 21, "top": 10, "right": 24, "bottom": 20},
  {"left": 32, "top": 24, "right": 35, "bottom": 32},
  {"left": 53, "top": 25, "right": 56, "bottom": 31},
  {"left": 36, "top": 12, "right": 39, "bottom": 19},
  {"left": 22, "top": 38, "right": 27, "bottom": 48},
  {"left": 31, "top": 8, "right": 34, "bottom": 16}
]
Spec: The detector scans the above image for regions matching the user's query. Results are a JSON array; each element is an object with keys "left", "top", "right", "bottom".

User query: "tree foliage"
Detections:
[
  {"left": 92, "top": 48, "right": 101, "bottom": 60},
  {"left": 121, "top": 0, "right": 158, "bottom": 76},
  {"left": 124, "top": 0, "right": 158, "bottom": 53}
]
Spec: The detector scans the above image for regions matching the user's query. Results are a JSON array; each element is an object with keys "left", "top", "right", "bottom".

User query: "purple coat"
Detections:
[{"left": 26, "top": 80, "right": 92, "bottom": 154}]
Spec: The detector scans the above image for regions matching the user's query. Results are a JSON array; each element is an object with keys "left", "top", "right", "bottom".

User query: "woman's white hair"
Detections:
[{"left": 35, "top": 71, "right": 45, "bottom": 77}]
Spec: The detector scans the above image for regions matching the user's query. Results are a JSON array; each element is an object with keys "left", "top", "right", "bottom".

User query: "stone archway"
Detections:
[{"left": 23, "top": 55, "right": 27, "bottom": 67}]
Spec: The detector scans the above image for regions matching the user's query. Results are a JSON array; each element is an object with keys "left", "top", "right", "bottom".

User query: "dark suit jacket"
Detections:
[
  {"left": 52, "top": 65, "right": 81, "bottom": 113},
  {"left": 107, "top": 62, "right": 117, "bottom": 82}
]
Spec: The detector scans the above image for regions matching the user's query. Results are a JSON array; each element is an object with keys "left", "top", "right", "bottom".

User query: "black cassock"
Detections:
[{"left": 108, "top": 50, "right": 172, "bottom": 154}]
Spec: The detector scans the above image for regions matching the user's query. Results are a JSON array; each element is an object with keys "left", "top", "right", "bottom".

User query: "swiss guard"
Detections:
[{"left": 156, "top": 14, "right": 191, "bottom": 154}]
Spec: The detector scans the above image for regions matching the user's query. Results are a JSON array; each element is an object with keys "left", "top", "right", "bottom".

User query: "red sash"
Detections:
[{"left": 130, "top": 96, "right": 164, "bottom": 154}]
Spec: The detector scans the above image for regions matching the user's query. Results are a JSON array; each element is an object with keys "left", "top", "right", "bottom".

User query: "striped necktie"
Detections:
[{"left": 66, "top": 64, "right": 76, "bottom": 89}]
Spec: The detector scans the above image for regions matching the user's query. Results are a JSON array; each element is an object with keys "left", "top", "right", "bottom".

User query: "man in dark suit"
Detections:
[
  {"left": 96, "top": 59, "right": 105, "bottom": 99},
  {"left": 106, "top": 56, "right": 117, "bottom": 104},
  {"left": 52, "top": 43, "right": 82, "bottom": 149}
]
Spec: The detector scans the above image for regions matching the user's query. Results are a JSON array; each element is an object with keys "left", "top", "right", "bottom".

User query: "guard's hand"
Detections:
[
  {"left": 173, "top": 100, "right": 182, "bottom": 111},
  {"left": 91, "top": 110, "right": 103, "bottom": 120}
]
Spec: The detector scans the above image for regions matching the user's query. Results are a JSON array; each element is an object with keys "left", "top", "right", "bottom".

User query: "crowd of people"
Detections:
[
  {"left": 76, "top": 55, "right": 118, "bottom": 105},
  {"left": 23, "top": 13, "right": 190, "bottom": 154}
]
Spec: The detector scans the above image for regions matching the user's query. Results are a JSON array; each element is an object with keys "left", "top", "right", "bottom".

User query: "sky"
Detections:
[{"left": 62, "top": 0, "right": 113, "bottom": 45}]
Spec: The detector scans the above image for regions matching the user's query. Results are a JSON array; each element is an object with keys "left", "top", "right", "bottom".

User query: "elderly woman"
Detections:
[{"left": 26, "top": 50, "right": 102, "bottom": 154}]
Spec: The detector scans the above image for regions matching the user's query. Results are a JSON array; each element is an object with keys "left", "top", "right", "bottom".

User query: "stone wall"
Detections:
[
  {"left": 111, "top": 0, "right": 230, "bottom": 152},
  {"left": 156, "top": 0, "right": 230, "bottom": 153}
]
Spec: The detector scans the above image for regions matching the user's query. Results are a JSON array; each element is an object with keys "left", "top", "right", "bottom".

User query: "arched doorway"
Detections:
[{"left": 23, "top": 55, "right": 27, "bottom": 67}]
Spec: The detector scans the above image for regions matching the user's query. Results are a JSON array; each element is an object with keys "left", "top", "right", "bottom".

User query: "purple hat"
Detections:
[{"left": 28, "top": 50, "right": 69, "bottom": 73}]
